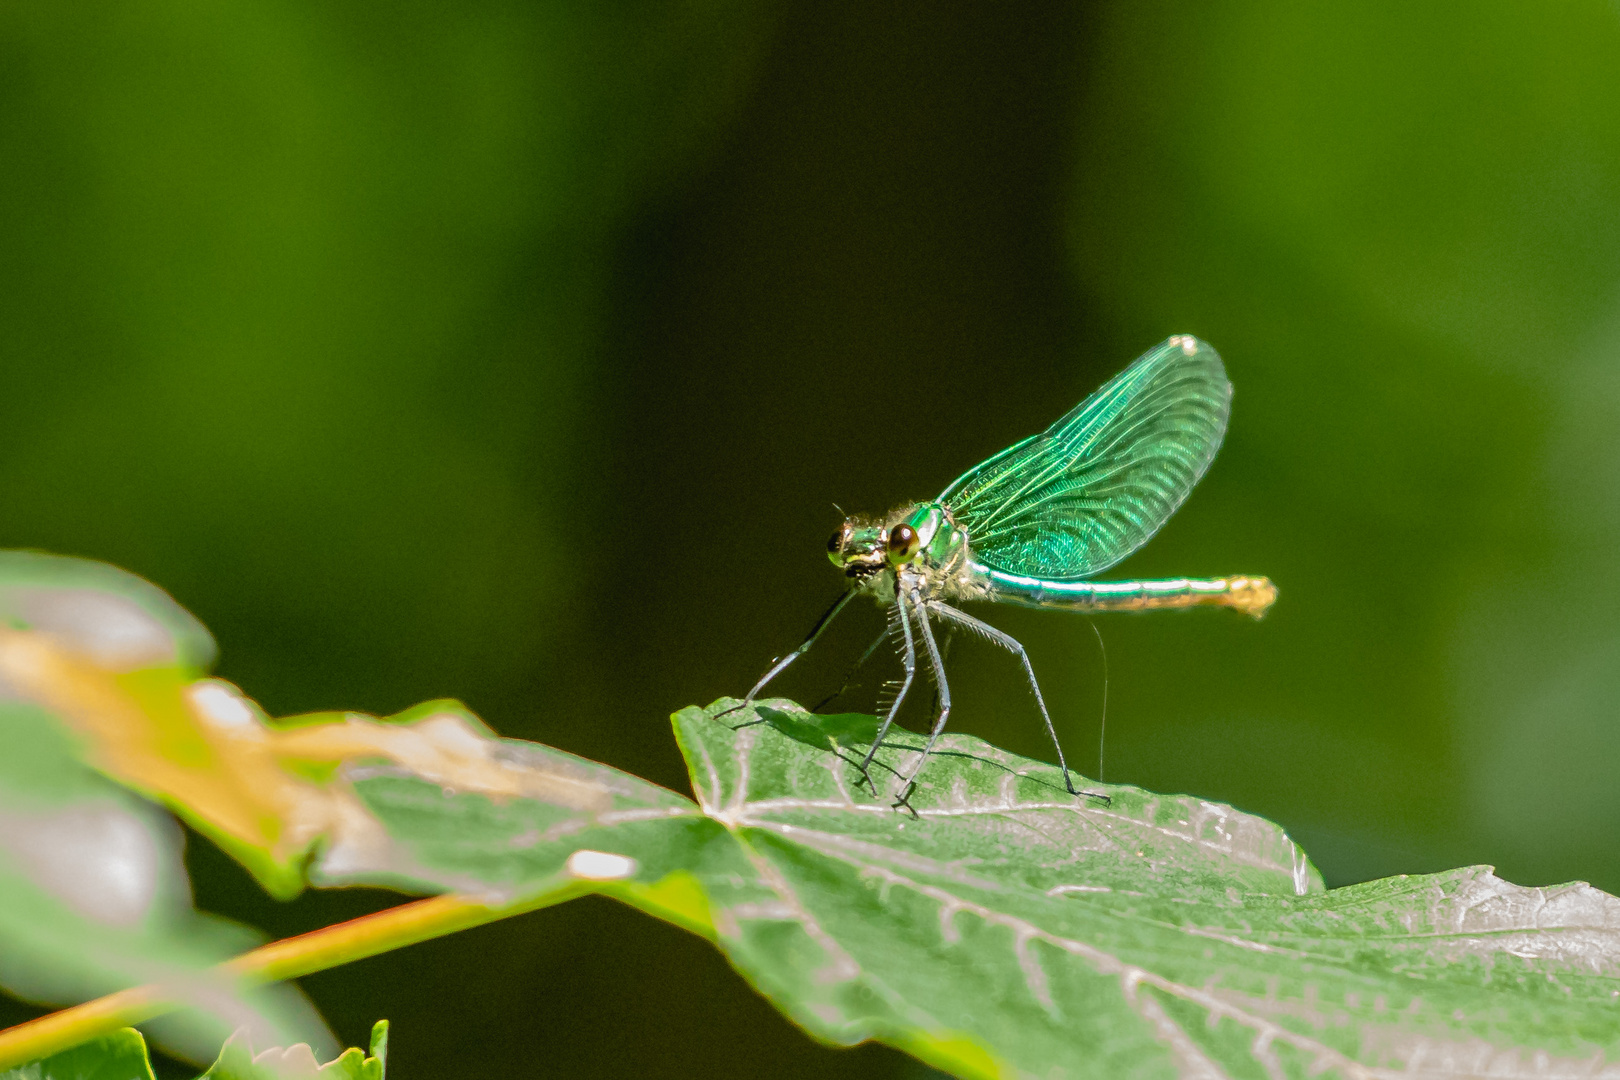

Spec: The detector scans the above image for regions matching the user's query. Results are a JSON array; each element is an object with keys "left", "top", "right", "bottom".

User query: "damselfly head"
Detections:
[{"left": 827, "top": 519, "right": 888, "bottom": 578}]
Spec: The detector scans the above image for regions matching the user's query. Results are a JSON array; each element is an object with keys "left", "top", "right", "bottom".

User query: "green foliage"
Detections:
[
  {"left": 4, "top": 551, "right": 1618, "bottom": 1076},
  {"left": 316, "top": 700, "right": 1620, "bottom": 1078},
  {"left": 0, "top": 551, "right": 218, "bottom": 673},
  {"left": 0, "top": 1029, "right": 154, "bottom": 1080},
  {"left": 0, "top": 710, "right": 294, "bottom": 1056},
  {"left": 1, "top": 1022, "right": 386, "bottom": 1080},
  {"left": 198, "top": 1021, "right": 387, "bottom": 1080},
  {"left": 0, "top": 554, "right": 332, "bottom": 1061}
]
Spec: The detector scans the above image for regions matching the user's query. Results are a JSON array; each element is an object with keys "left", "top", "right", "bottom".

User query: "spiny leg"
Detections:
[
  {"left": 811, "top": 624, "right": 891, "bottom": 713},
  {"left": 869, "top": 600, "right": 909, "bottom": 715},
  {"left": 894, "top": 585, "right": 952, "bottom": 810},
  {"left": 720, "top": 586, "right": 857, "bottom": 722},
  {"left": 928, "top": 632, "right": 953, "bottom": 717},
  {"left": 857, "top": 588, "right": 916, "bottom": 789},
  {"left": 927, "top": 600, "right": 1102, "bottom": 800}
]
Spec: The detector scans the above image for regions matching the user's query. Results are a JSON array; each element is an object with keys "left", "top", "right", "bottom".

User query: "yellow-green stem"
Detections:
[{"left": 0, "top": 885, "right": 588, "bottom": 1071}]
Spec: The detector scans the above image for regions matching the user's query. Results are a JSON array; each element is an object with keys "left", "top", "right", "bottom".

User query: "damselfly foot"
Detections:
[
  {"left": 891, "top": 783, "right": 920, "bottom": 818},
  {"left": 1056, "top": 767, "right": 1113, "bottom": 805}
]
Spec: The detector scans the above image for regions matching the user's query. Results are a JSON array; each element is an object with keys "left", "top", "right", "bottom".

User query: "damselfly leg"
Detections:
[
  {"left": 891, "top": 586, "right": 952, "bottom": 813},
  {"left": 856, "top": 588, "right": 917, "bottom": 790},
  {"left": 721, "top": 587, "right": 857, "bottom": 724},
  {"left": 926, "top": 600, "right": 1104, "bottom": 800}
]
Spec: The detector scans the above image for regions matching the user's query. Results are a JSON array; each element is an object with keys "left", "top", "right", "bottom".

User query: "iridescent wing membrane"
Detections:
[{"left": 938, "top": 337, "right": 1231, "bottom": 580}]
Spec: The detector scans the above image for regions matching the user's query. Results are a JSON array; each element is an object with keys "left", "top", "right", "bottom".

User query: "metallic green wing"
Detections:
[{"left": 938, "top": 336, "right": 1231, "bottom": 581}]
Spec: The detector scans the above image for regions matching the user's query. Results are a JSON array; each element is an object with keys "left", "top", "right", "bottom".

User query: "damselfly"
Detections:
[{"left": 735, "top": 335, "right": 1275, "bottom": 802}]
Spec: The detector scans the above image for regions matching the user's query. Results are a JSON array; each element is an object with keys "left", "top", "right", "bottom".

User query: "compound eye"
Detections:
[
  {"left": 828, "top": 523, "right": 852, "bottom": 554},
  {"left": 887, "top": 523, "right": 920, "bottom": 564}
]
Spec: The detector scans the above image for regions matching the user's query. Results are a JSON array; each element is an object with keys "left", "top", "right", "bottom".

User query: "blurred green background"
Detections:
[{"left": 5, "top": 1, "right": 1620, "bottom": 1076}]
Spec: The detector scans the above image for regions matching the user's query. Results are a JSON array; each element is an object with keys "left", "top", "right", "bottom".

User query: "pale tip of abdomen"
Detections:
[{"left": 1227, "top": 575, "right": 1278, "bottom": 619}]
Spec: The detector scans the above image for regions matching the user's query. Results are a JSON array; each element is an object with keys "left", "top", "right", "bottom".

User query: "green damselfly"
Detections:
[{"left": 735, "top": 335, "right": 1275, "bottom": 802}]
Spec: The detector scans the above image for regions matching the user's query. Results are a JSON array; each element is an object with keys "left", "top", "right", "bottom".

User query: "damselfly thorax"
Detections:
[
  {"left": 830, "top": 503, "right": 981, "bottom": 601},
  {"left": 731, "top": 335, "right": 1276, "bottom": 808}
]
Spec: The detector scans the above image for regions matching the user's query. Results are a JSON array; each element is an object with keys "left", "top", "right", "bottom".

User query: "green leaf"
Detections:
[
  {"left": 311, "top": 712, "right": 732, "bottom": 939},
  {"left": 0, "top": 555, "right": 333, "bottom": 1062},
  {"left": 0, "top": 1028, "right": 154, "bottom": 1080},
  {"left": 197, "top": 1020, "right": 386, "bottom": 1080},
  {"left": 0, "top": 549, "right": 611, "bottom": 905},
  {"left": 321, "top": 699, "right": 1620, "bottom": 1078},
  {"left": 6, "top": 551, "right": 1607, "bottom": 1077},
  {"left": 0, "top": 551, "right": 217, "bottom": 674},
  {"left": 0, "top": 562, "right": 304, "bottom": 899},
  {"left": 1, "top": 1023, "right": 387, "bottom": 1080}
]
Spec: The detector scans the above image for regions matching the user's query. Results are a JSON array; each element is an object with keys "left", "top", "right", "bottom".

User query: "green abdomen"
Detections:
[{"left": 972, "top": 564, "right": 1276, "bottom": 619}]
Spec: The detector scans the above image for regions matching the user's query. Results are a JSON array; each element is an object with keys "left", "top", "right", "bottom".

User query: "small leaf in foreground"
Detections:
[
  {"left": 0, "top": 1027, "right": 154, "bottom": 1080},
  {"left": 0, "top": 1022, "right": 387, "bottom": 1080},
  {"left": 198, "top": 1019, "right": 387, "bottom": 1080}
]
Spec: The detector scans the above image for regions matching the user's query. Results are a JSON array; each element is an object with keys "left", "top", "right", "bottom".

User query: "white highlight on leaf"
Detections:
[
  {"left": 187, "top": 680, "right": 258, "bottom": 729},
  {"left": 1410, "top": 867, "right": 1620, "bottom": 975},
  {"left": 1, "top": 588, "right": 179, "bottom": 670},
  {"left": 1291, "top": 841, "right": 1312, "bottom": 896},
  {"left": 565, "top": 849, "right": 636, "bottom": 880},
  {"left": 1047, "top": 884, "right": 1111, "bottom": 896},
  {"left": 0, "top": 802, "right": 164, "bottom": 927}
]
